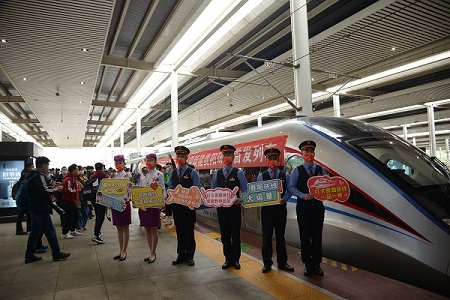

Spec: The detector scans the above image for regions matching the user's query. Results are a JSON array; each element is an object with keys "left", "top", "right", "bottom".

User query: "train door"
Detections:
[{"left": 242, "top": 166, "right": 263, "bottom": 234}]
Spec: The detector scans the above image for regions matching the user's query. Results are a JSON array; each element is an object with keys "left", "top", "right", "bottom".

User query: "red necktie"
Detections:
[
  {"left": 308, "top": 166, "right": 313, "bottom": 177},
  {"left": 272, "top": 170, "right": 277, "bottom": 179}
]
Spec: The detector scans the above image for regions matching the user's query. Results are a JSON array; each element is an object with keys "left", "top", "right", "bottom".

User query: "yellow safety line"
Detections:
[{"left": 166, "top": 228, "right": 334, "bottom": 300}]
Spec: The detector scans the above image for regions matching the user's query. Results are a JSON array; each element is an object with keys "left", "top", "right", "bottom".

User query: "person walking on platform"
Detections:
[
  {"left": 24, "top": 156, "right": 70, "bottom": 263},
  {"left": 137, "top": 153, "right": 166, "bottom": 264},
  {"left": 169, "top": 146, "right": 200, "bottom": 267},
  {"left": 257, "top": 147, "right": 294, "bottom": 273},
  {"left": 60, "top": 164, "right": 81, "bottom": 239},
  {"left": 111, "top": 155, "right": 132, "bottom": 261},
  {"left": 288, "top": 140, "right": 327, "bottom": 277},
  {"left": 89, "top": 162, "right": 109, "bottom": 244},
  {"left": 211, "top": 145, "right": 247, "bottom": 270},
  {"left": 15, "top": 162, "right": 34, "bottom": 235}
]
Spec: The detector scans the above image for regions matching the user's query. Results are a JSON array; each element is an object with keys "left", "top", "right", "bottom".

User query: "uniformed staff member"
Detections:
[
  {"left": 288, "top": 140, "right": 327, "bottom": 277},
  {"left": 257, "top": 147, "right": 294, "bottom": 273},
  {"left": 168, "top": 146, "right": 200, "bottom": 267},
  {"left": 211, "top": 145, "right": 248, "bottom": 270}
]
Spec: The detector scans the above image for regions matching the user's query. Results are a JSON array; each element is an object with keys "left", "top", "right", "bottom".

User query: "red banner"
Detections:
[{"left": 189, "top": 135, "right": 288, "bottom": 170}]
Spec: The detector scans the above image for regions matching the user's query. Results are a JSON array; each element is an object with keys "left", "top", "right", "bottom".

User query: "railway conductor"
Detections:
[
  {"left": 257, "top": 147, "right": 294, "bottom": 273},
  {"left": 169, "top": 146, "right": 201, "bottom": 267},
  {"left": 211, "top": 145, "right": 248, "bottom": 270},
  {"left": 288, "top": 140, "right": 327, "bottom": 277}
]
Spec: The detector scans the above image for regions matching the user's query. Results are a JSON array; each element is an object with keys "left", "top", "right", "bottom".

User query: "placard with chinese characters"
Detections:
[
  {"left": 242, "top": 179, "right": 282, "bottom": 208},
  {"left": 307, "top": 175, "right": 350, "bottom": 202},
  {"left": 166, "top": 185, "right": 201, "bottom": 210},
  {"left": 96, "top": 178, "right": 129, "bottom": 211},
  {"left": 201, "top": 186, "right": 239, "bottom": 208},
  {"left": 131, "top": 186, "right": 164, "bottom": 209}
]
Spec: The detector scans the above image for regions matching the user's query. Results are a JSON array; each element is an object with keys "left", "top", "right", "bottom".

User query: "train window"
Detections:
[
  {"left": 285, "top": 154, "right": 304, "bottom": 174},
  {"left": 386, "top": 159, "right": 414, "bottom": 176},
  {"left": 349, "top": 138, "right": 450, "bottom": 188}
]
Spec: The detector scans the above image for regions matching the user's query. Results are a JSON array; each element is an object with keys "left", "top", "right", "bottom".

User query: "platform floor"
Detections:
[{"left": 0, "top": 209, "right": 447, "bottom": 300}]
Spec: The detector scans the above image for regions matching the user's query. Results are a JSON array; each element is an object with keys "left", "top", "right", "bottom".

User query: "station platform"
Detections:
[{"left": 0, "top": 209, "right": 447, "bottom": 300}]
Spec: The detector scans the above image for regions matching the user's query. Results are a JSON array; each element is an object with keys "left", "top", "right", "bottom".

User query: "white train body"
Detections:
[{"left": 131, "top": 117, "right": 450, "bottom": 294}]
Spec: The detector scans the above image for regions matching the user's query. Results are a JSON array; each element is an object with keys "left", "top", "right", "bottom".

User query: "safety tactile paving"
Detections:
[{"left": 167, "top": 228, "right": 335, "bottom": 299}]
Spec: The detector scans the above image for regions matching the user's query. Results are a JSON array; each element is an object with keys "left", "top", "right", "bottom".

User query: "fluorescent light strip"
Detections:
[{"left": 350, "top": 105, "right": 424, "bottom": 120}]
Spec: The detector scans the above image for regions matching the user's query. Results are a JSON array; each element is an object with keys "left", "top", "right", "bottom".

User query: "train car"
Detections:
[{"left": 130, "top": 117, "right": 450, "bottom": 295}]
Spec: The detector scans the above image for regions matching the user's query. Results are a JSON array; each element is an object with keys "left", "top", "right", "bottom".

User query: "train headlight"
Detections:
[{"left": 442, "top": 218, "right": 450, "bottom": 226}]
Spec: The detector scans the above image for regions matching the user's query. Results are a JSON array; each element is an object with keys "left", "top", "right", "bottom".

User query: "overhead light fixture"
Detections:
[
  {"left": 1, "top": 39, "right": 8, "bottom": 43},
  {"left": 81, "top": 48, "right": 89, "bottom": 52},
  {"left": 250, "top": 103, "right": 289, "bottom": 116},
  {"left": 22, "top": 77, "right": 27, "bottom": 81},
  {"left": 391, "top": 47, "right": 396, "bottom": 51},
  {"left": 79, "top": 101, "right": 83, "bottom": 104},
  {"left": 80, "top": 81, "right": 85, "bottom": 85},
  {"left": 350, "top": 105, "right": 424, "bottom": 120}
]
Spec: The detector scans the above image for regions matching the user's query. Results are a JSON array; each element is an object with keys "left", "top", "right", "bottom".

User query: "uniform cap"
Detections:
[
  {"left": 174, "top": 145, "right": 190, "bottom": 154},
  {"left": 299, "top": 140, "right": 316, "bottom": 150},
  {"left": 220, "top": 145, "right": 236, "bottom": 153},
  {"left": 114, "top": 154, "right": 125, "bottom": 162},
  {"left": 146, "top": 153, "right": 157, "bottom": 160},
  {"left": 264, "top": 147, "right": 281, "bottom": 157}
]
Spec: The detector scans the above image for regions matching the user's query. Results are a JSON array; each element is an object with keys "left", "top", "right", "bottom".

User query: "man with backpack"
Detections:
[
  {"left": 24, "top": 156, "right": 70, "bottom": 263},
  {"left": 85, "top": 162, "right": 109, "bottom": 244},
  {"left": 15, "top": 162, "right": 34, "bottom": 235}
]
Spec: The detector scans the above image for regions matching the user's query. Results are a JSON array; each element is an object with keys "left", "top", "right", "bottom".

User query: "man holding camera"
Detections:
[{"left": 24, "top": 156, "right": 70, "bottom": 263}]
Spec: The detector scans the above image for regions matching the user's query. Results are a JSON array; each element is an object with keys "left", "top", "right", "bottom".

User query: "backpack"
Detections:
[
  {"left": 12, "top": 181, "right": 20, "bottom": 200},
  {"left": 82, "top": 173, "right": 106, "bottom": 201},
  {"left": 15, "top": 173, "right": 39, "bottom": 212}
]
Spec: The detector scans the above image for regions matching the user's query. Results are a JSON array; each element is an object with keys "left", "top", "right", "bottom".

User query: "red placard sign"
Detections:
[{"left": 307, "top": 175, "right": 350, "bottom": 202}]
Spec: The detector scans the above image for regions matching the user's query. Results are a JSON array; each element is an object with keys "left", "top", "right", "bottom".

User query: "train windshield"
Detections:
[{"left": 349, "top": 137, "right": 450, "bottom": 188}]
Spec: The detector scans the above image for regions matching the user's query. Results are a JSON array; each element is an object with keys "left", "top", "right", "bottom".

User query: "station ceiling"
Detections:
[{"left": 0, "top": 0, "right": 449, "bottom": 150}]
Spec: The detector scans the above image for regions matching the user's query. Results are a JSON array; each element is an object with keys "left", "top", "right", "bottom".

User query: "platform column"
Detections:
[
  {"left": 427, "top": 104, "right": 436, "bottom": 157},
  {"left": 171, "top": 71, "right": 179, "bottom": 147},
  {"left": 290, "top": 0, "right": 313, "bottom": 117}
]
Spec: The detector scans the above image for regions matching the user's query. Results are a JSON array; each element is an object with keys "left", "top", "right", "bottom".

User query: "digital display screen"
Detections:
[{"left": 0, "top": 160, "right": 24, "bottom": 208}]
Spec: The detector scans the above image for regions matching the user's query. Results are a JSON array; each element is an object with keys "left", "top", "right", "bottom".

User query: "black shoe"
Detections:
[
  {"left": 262, "top": 265, "right": 271, "bottom": 273},
  {"left": 25, "top": 255, "right": 42, "bottom": 264},
  {"left": 222, "top": 261, "right": 232, "bottom": 269},
  {"left": 313, "top": 265, "right": 324, "bottom": 276},
  {"left": 303, "top": 266, "right": 313, "bottom": 276},
  {"left": 278, "top": 263, "right": 294, "bottom": 272},
  {"left": 53, "top": 252, "right": 70, "bottom": 262},
  {"left": 186, "top": 258, "right": 195, "bottom": 266},
  {"left": 113, "top": 255, "right": 121, "bottom": 260},
  {"left": 148, "top": 254, "right": 156, "bottom": 264},
  {"left": 16, "top": 231, "right": 28, "bottom": 235},
  {"left": 144, "top": 257, "right": 150, "bottom": 262},
  {"left": 172, "top": 257, "right": 185, "bottom": 265},
  {"left": 233, "top": 262, "right": 241, "bottom": 270}
]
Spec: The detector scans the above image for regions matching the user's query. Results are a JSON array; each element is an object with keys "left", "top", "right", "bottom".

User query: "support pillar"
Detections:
[
  {"left": 402, "top": 125, "right": 408, "bottom": 141},
  {"left": 171, "top": 71, "right": 179, "bottom": 147},
  {"left": 412, "top": 137, "right": 416, "bottom": 146},
  {"left": 332, "top": 94, "right": 340, "bottom": 117},
  {"left": 290, "top": 0, "right": 313, "bottom": 117},
  {"left": 257, "top": 115, "right": 262, "bottom": 127},
  {"left": 427, "top": 105, "right": 436, "bottom": 157},
  {"left": 120, "top": 127, "right": 124, "bottom": 154},
  {"left": 136, "top": 108, "right": 141, "bottom": 155}
]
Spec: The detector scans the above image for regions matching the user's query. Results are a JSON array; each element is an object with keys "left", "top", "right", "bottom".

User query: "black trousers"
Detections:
[
  {"left": 93, "top": 202, "right": 107, "bottom": 236},
  {"left": 261, "top": 204, "right": 288, "bottom": 266},
  {"left": 165, "top": 203, "right": 172, "bottom": 217},
  {"left": 217, "top": 205, "right": 241, "bottom": 263},
  {"left": 172, "top": 203, "right": 196, "bottom": 259},
  {"left": 60, "top": 201, "right": 78, "bottom": 234},
  {"left": 16, "top": 210, "right": 31, "bottom": 233},
  {"left": 296, "top": 203, "right": 324, "bottom": 266}
]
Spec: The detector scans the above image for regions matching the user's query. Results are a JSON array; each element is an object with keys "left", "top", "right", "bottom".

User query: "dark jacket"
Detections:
[{"left": 27, "top": 170, "right": 59, "bottom": 213}]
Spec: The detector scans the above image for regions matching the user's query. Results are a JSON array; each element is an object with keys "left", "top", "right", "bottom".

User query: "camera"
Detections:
[{"left": 51, "top": 202, "right": 65, "bottom": 215}]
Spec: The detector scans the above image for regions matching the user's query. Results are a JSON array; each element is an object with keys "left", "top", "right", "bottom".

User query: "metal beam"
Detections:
[
  {"left": 151, "top": 104, "right": 189, "bottom": 111},
  {"left": 85, "top": 132, "right": 105, "bottom": 136},
  {"left": 11, "top": 118, "right": 39, "bottom": 124},
  {"left": 87, "top": 120, "right": 113, "bottom": 126},
  {"left": 91, "top": 100, "right": 126, "bottom": 108},
  {"left": 130, "top": 121, "right": 159, "bottom": 127},
  {"left": 101, "top": 55, "right": 154, "bottom": 71},
  {"left": 0, "top": 95, "right": 25, "bottom": 103},
  {"left": 25, "top": 130, "right": 48, "bottom": 135},
  {"left": 193, "top": 68, "right": 247, "bottom": 79}
]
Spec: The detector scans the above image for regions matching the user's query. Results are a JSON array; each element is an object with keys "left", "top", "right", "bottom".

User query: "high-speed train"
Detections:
[{"left": 130, "top": 117, "right": 450, "bottom": 295}]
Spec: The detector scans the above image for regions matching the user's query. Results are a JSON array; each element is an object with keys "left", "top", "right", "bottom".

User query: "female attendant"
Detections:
[
  {"left": 112, "top": 155, "right": 132, "bottom": 261},
  {"left": 137, "top": 154, "right": 166, "bottom": 263}
]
